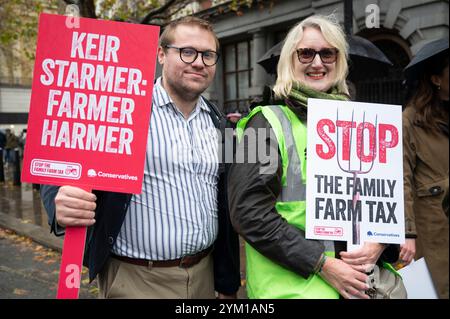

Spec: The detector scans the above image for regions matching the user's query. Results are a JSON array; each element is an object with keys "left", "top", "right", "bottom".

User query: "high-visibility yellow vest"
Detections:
[{"left": 236, "top": 105, "right": 339, "bottom": 299}]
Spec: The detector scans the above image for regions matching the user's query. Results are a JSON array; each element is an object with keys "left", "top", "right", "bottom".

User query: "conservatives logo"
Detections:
[
  {"left": 367, "top": 230, "right": 399, "bottom": 238},
  {"left": 87, "top": 169, "right": 97, "bottom": 177},
  {"left": 87, "top": 169, "right": 138, "bottom": 181}
]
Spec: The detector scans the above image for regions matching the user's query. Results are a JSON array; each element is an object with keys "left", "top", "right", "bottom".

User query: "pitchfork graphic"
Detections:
[{"left": 336, "top": 109, "right": 377, "bottom": 249}]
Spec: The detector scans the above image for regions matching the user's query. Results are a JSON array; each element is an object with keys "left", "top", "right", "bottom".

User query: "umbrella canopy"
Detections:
[
  {"left": 347, "top": 36, "right": 392, "bottom": 81},
  {"left": 257, "top": 35, "right": 392, "bottom": 75},
  {"left": 256, "top": 41, "right": 284, "bottom": 75},
  {"left": 404, "top": 38, "right": 449, "bottom": 81},
  {"left": 347, "top": 35, "right": 392, "bottom": 65}
]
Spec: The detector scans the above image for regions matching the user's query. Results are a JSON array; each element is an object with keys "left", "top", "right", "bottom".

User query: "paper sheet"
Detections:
[{"left": 398, "top": 257, "right": 438, "bottom": 299}]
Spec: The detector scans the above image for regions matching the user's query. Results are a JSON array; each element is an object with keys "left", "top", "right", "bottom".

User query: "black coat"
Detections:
[{"left": 40, "top": 99, "right": 241, "bottom": 295}]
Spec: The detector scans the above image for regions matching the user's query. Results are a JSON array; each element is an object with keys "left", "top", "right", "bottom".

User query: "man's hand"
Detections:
[
  {"left": 399, "top": 238, "right": 416, "bottom": 265},
  {"left": 340, "top": 242, "right": 385, "bottom": 271},
  {"left": 55, "top": 186, "right": 97, "bottom": 227}
]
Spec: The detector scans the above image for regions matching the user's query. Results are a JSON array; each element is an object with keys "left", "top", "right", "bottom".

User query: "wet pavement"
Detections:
[
  {"left": 0, "top": 163, "right": 97, "bottom": 298},
  {"left": 0, "top": 181, "right": 47, "bottom": 229},
  {"left": 0, "top": 227, "right": 97, "bottom": 299}
]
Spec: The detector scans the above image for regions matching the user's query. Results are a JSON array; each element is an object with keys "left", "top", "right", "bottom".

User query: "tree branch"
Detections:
[
  {"left": 62, "top": 0, "right": 96, "bottom": 18},
  {"left": 82, "top": 0, "right": 97, "bottom": 18},
  {"left": 168, "top": 2, "right": 189, "bottom": 19},
  {"left": 140, "top": 0, "right": 178, "bottom": 24}
]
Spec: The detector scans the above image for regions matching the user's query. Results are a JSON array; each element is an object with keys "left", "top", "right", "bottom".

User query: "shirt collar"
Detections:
[{"left": 154, "top": 77, "right": 211, "bottom": 113}]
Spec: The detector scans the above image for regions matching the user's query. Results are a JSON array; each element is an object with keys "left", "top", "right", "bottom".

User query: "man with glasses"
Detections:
[
  {"left": 41, "top": 16, "right": 240, "bottom": 299},
  {"left": 164, "top": 45, "right": 219, "bottom": 67}
]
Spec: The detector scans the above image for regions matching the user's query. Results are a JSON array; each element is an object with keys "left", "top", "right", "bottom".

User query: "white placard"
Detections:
[
  {"left": 398, "top": 258, "right": 438, "bottom": 299},
  {"left": 306, "top": 98, "right": 405, "bottom": 246}
]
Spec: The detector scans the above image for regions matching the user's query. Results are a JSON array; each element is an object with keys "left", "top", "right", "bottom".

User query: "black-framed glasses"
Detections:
[
  {"left": 296, "top": 48, "right": 339, "bottom": 64},
  {"left": 164, "top": 45, "right": 220, "bottom": 66}
]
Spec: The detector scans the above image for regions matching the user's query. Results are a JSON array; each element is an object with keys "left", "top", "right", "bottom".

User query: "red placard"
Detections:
[
  {"left": 22, "top": 13, "right": 159, "bottom": 194},
  {"left": 21, "top": 13, "right": 159, "bottom": 299},
  {"left": 56, "top": 220, "right": 89, "bottom": 299}
]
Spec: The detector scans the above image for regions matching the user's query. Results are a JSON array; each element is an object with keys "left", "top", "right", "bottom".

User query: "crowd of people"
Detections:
[{"left": 39, "top": 15, "right": 448, "bottom": 299}]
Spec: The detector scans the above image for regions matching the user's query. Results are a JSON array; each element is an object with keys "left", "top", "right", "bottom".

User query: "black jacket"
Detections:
[{"left": 40, "top": 99, "right": 241, "bottom": 295}]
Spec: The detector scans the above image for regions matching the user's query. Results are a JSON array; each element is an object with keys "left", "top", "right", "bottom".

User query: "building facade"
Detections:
[
  {"left": 0, "top": 0, "right": 448, "bottom": 126},
  {"left": 0, "top": 1, "right": 63, "bottom": 132},
  {"left": 196, "top": 0, "right": 448, "bottom": 114}
]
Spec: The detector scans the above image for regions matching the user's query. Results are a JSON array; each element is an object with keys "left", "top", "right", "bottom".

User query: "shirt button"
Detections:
[{"left": 108, "top": 236, "right": 114, "bottom": 245}]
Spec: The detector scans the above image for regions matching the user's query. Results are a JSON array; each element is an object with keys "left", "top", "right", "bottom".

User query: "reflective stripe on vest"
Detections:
[{"left": 237, "top": 105, "right": 338, "bottom": 299}]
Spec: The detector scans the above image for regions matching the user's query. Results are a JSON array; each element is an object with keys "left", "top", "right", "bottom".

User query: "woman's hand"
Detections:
[
  {"left": 399, "top": 238, "right": 416, "bottom": 265},
  {"left": 318, "top": 257, "right": 369, "bottom": 299},
  {"left": 339, "top": 242, "right": 386, "bottom": 271}
]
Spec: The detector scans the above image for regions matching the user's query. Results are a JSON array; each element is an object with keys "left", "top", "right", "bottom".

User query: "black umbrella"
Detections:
[
  {"left": 347, "top": 35, "right": 392, "bottom": 65},
  {"left": 256, "top": 41, "right": 284, "bottom": 75},
  {"left": 347, "top": 35, "right": 392, "bottom": 81},
  {"left": 404, "top": 38, "right": 449, "bottom": 81},
  {"left": 257, "top": 35, "right": 392, "bottom": 75}
]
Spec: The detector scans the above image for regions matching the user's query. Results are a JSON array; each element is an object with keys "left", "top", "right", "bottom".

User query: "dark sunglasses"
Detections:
[{"left": 296, "top": 48, "right": 339, "bottom": 64}]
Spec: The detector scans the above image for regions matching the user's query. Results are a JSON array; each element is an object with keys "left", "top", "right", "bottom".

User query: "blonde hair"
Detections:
[{"left": 273, "top": 14, "right": 349, "bottom": 99}]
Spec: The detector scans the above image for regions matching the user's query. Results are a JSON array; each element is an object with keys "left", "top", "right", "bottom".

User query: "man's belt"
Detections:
[{"left": 111, "top": 246, "right": 213, "bottom": 269}]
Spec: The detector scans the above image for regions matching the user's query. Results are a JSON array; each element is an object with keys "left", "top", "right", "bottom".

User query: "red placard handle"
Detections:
[{"left": 56, "top": 187, "right": 92, "bottom": 299}]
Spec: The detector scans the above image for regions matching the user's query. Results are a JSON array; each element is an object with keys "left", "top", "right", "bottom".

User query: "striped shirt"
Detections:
[{"left": 112, "top": 77, "right": 219, "bottom": 260}]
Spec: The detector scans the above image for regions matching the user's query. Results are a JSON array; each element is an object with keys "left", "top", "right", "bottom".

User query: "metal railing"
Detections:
[{"left": 355, "top": 76, "right": 406, "bottom": 106}]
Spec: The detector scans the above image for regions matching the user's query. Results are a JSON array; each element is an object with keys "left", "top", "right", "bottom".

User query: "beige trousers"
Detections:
[{"left": 98, "top": 253, "right": 215, "bottom": 299}]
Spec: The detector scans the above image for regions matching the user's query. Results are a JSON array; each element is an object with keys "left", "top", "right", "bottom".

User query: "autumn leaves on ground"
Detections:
[{"left": 0, "top": 227, "right": 97, "bottom": 298}]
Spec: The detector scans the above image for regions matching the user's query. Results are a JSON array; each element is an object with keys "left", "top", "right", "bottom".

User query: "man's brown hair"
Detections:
[{"left": 159, "top": 16, "right": 220, "bottom": 51}]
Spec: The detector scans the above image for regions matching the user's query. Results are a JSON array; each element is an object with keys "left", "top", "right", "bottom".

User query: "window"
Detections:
[{"left": 223, "top": 40, "right": 253, "bottom": 113}]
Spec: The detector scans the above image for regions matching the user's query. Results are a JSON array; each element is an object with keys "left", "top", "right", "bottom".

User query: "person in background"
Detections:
[
  {"left": 401, "top": 38, "right": 448, "bottom": 299},
  {"left": 228, "top": 14, "right": 399, "bottom": 299},
  {"left": 41, "top": 16, "right": 240, "bottom": 299},
  {"left": 0, "top": 129, "right": 6, "bottom": 156},
  {"left": 4, "top": 129, "right": 18, "bottom": 165},
  {"left": 226, "top": 112, "right": 242, "bottom": 128}
]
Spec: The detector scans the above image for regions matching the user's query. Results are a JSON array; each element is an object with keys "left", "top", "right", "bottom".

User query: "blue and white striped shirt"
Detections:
[{"left": 112, "top": 77, "right": 219, "bottom": 260}]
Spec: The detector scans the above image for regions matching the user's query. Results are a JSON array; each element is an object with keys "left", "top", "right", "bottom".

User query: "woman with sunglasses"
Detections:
[{"left": 228, "top": 15, "right": 398, "bottom": 299}]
